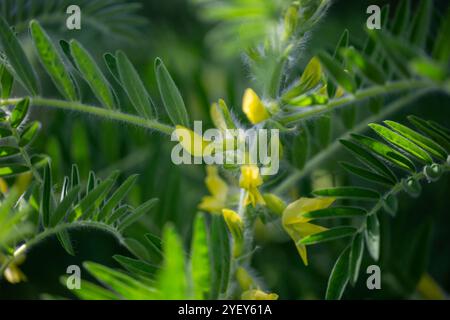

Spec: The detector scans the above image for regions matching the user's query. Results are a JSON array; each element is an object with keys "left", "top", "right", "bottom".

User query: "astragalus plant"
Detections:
[{"left": 0, "top": 0, "right": 449, "bottom": 300}]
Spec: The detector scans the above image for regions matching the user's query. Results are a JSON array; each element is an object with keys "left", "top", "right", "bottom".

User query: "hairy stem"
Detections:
[
  {"left": 273, "top": 88, "right": 434, "bottom": 195},
  {"left": 0, "top": 97, "right": 174, "bottom": 135}
]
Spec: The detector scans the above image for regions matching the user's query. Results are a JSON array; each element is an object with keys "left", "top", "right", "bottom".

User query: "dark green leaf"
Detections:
[
  {"left": 113, "top": 255, "right": 158, "bottom": 277},
  {"left": 325, "top": 246, "right": 350, "bottom": 300},
  {"left": 292, "top": 129, "right": 309, "bottom": 170},
  {"left": 300, "top": 226, "right": 356, "bottom": 245},
  {"left": 0, "top": 15, "right": 39, "bottom": 95},
  {"left": 432, "top": 7, "right": 450, "bottom": 62},
  {"left": 0, "top": 64, "right": 14, "bottom": 98},
  {"left": 210, "top": 214, "right": 230, "bottom": 299},
  {"left": 118, "top": 198, "right": 158, "bottom": 231},
  {"left": 117, "top": 50, "right": 155, "bottom": 118},
  {"left": 317, "top": 51, "right": 356, "bottom": 93},
  {"left": 340, "top": 47, "right": 385, "bottom": 84},
  {"left": 0, "top": 164, "right": 29, "bottom": 177},
  {"left": 409, "top": 0, "right": 432, "bottom": 48},
  {"left": 303, "top": 207, "right": 367, "bottom": 220},
  {"left": 408, "top": 115, "right": 450, "bottom": 152},
  {"left": 340, "top": 161, "right": 394, "bottom": 186},
  {"left": 51, "top": 186, "right": 81, "bottom": 226},
  {"left": 57, "top": 230, "right": 75, "bottom": 256},
  {"left": 340, "top": 139, "right": 397, "bottom": 183},
  {"left": 313, "top": 187, "right": 380, "bottom": 200},
  {"left": 392, "top": 0, "right": 410, "bottom": 35},
  {"left": 103, "top": 53, "right": 120, "bottom": 83},
  {"left": 41, "top": 163, "right": 52, "bottom": 228},
  {"left": 154, "top": 58, "right": 190, "bottom": 127},
  {"left": 124, "top": 238, "right": 151, "bottom": 262},
  {"left": 349, "top": 232, "right": 364, "bottom": 286},
  {"left": 0, "top": 146, "right": 20, "bottom": 158}
]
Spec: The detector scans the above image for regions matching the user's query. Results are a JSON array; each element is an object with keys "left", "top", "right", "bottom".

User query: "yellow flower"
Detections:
[
  {"left": 222, "top": 209, "right": 244, "bottom": 257},
  {"left": 198, "top": 166, "right": 228, "bottom": 214},
  {"left": 3, "top": 244, "right": 27, "bottom": 284},
  {"left": 239, "top": 165, "right": 265, "bottom": 207},
  {"left": 282, "top": 197, "right": 335, "bottom": 265},
  {"left": 174, "top": 125, "right": 211, "bottom": 157},
  {"left": 241, "top": 289, "right": 279, "bottom": 300},
  {"left": 242, "top": 88, "right": 270, "bottom": 124}
]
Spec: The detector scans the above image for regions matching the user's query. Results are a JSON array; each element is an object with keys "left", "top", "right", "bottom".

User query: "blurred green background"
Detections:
[{"left": 0, "top": 0, "right": 449, "bottom": 299}]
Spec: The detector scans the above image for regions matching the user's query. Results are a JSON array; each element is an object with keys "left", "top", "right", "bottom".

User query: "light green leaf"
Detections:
[
  {"left": 154, "top": 58, "right": 190, "bottom": 127},
  {"left": 300, "top": 226, "right": 356, "bottom": 245},
  {"left": 60, "top": 276, "right": 119, "bottom": 300},
  {"left": 0, "top": 63, "right": 14, "bottom": 98},
  {"left": 51, "top": 186, "right": 81, "bottom": 227},
  {"left": 117, "top": 50, "right": 155, "bottom": 118},
  {"left": 369, "top": 123, "right": 433, "bottom": 164},
  {"left": 408, "top": 115, "right": 450, "bottom": 152},
  {"left": 0, "top": 15, "right": 39, "bottom": 95},
  {"left": 340, "top": 47, "right": 385, "bottom": 84},
  {"left": 10, "top": 98, "right": 30, "bottom": 128},
  {"left": 19, "top": 121, "right": 41, "bottom": 147},
  {"left": 30, "top": 20, "right": 78, "bottom": 101},
  {"left": 190, "top": 213, "right": 211, "bottom": 299},
  {"left": 155, "top": 225, "right": 188, "bottom": 299},
  {"left": 365, "top": 213, "right": 380, "bottom": 261},
  {"left": 0, "top": 146, "right": 20, "bottom": 158},
  {"left": 351, "top": 133, "right": 416, "bottom": 172},
  {"left": 69, "top": 40, "right": 115, "bottom": 109},
  {"left": 325, "top": 246, "right": 350, "bottom": 300},
  {"left": 210, "top": 214, "right": 230, "bottom": 299},
  {"left": 0, "top": 164, "right": 28, "bottom": 177}
]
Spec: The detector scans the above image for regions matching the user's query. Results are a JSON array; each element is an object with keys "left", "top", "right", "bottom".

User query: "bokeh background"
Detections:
[{"left": 0, "top": 0, "right": 449, "bottom": 299}]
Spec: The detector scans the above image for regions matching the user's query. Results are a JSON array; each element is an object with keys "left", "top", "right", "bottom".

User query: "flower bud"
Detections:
[{"left": 242, "top": 88, "right": 270, "bottom": 124}]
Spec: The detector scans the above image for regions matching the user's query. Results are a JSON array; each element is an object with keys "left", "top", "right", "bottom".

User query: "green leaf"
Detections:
[
  {"left": 10, "top": 98, "right": 30, "bottom": 128},
  {"left": 351, "top": 133, "right": 416, "bottom": 172},
  {"left": 98, "top": 174, "right": 138, "bottom": 222},
  {"left": 282, "top": 56, "right": 323, "bottom": 100},
  {"left": 384, "top": 120, "right": 447, "bottom": 160},
  {"left": 317, "top": 51, "right": 356, "bottom": 93},
  {"left": 340, "top": 161, "right": 394, "bottom": 186},
  {"left": 409, "top": 0, "right": 432, "bottom": 48},
  {"left": 340, "top": 139, "right": 397, "bottom": 183},
  {"left": 19, "top": 121, "right": 41, "bottom": 147},
  {"left": 349, "top": 232, "right": 364, "bottom": 286},
  {"left": 144, "top": 233, "right": 164, "bottom": 262},
  {"left": 391, "top": 0, "right": 410, "bottom": 36},
  {"left": 313, "top": 187, "right": 380, "bottom": 200},
  {"left": 299, "top": 226, "right": 356, "bottom": 245},
  {"left": 41, "top": 163, "right": 52, "bottom": 228},
  {"left": 118, "top": 198, "right": 158, "bottom": 231},
  {"left": 210, "top": 214, "right": 230, "bottom": 299},
  {"left": 191, "top": 213, "right": 211, "bottom": 299},
  {"left": 71, "top": 171, "right": 119, "bottom": 220},
  {"left": 83, "top": 261, "right": 155, "bottom": 299},
  {"left": 0, "top": 164, "right": 28, "bottom": 178},
  {"left": 60, "top": 276, "right": 119, "bottom": 300},
  {"left": 116, "top": 50, "right": 155, "bottom": 118},
  {"left": 432, "top": 7, "right": 450, "bottom": 62},
  {"left": 340, "top": 47, "right": 385, "bottom": 84},
  {"left": 50, "top": 186, "right": 81, "bottom": 227},
  {"left": 69, "top": 40, "right": 115, "bottom": 109},
  {"left": 410, "top": 58, "right": 446, "bottom": 82},
  {"left": 365, "top": 213, "right": 380, "bottom": 261},
  {"left": 0, "top": 64, "right": 14, "bottom": 98},
  {"left": 155, "top": 225, "right": 188, "bottom": 299},
  {"left": 325, "top": 246, "right": 350, "bottom": 300},
  {"left": 57, "top": 230, "right": 75, "bottom": 256},
  {"left": 70, "top": 164, "right": 80, "bottom": 191},
  {"left": 104, "top": 53, "right": 120, "bottom": 83},
  {"left": 0, "top": 127, "right": 12, "bottom": 138},
  {"left": 124, "top": 238, "right": 151, "bottom": 262},
  {"left": 0, "top": 146, "right": 20, "bottom": 158},
  {"left": 292, "top": 129, "right": 309, "bottom": 170},
  {"left": 303, "top": 207, "right": 367, "bottom": 220},
  {"left": 369, "top": 123, "right": 433, "bottom": 164},
  {"left": 154, "top": 58, "right": 190, "bottom": 127},
  {"left": 408, "top": 115, "right": 450, "bottom": 152},
  {"left": 30, "top": 20, "right": 78, "bottom": 101},
  {"left": 86, "top": 171, "right": 96, "bottom": 193},
  {"left": 0, "top": 15, "right": 39, "bottom": 95},
  {"left": 113, "top": 255, "right": 158, "bottom": 277}
]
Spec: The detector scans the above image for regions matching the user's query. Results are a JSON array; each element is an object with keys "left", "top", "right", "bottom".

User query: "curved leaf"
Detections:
[
  {"left": 325, "top": 246, "right": 350, "bottom": 300},
  {"left": 349, "top": 232, "right": 364, "bottom": 286},
  {"left": 303, "top": 207, "right": 367, "bottom": 220},
  {"left": 300, "top": 226, "right": 356, "bottom": 245},
  {"left": 19, "top": 121, "right": 41, "bottom": 147},
  {"left": 340, "top": 161, "right": 394, "bottom": 186},
  {"left": 313, "top": 187, "right": 380, "bottom": 200},
  {"left": 317, "top": 51, "right": 356, "bottom": 93}
]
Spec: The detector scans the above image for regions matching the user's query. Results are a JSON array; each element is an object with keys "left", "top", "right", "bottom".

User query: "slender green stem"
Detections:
[
  {"left": 278, "top": 80, "right": 434, "bottom": 125},
  {"left": 273, "top": 88, "right": 434, "bottom": 195},
  {"left": 0, "top": 220, "right": 124, "bottom": 280},
  {"left": 0, "top": 97, "right": 174, "bottom": 135}
]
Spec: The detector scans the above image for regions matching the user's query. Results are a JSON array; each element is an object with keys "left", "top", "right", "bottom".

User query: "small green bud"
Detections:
[
  {"left": 402, "top": 177, "right": 422, "bottom": 198},
  {"left": 424, "top": 164, "right": 442, "bottom": 182},
  {"left": 263, "top": 193, "right": 286, "bottom": 216},
  {"left": 382, "top": 194, "right": 398, "bottom": 216}
]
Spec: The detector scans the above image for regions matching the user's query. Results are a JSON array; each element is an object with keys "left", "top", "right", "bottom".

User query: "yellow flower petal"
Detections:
[
  {"left": 198, "top": 166, "right": 228, "bottom": 214},
  {"left": 239, "top": 165, "right": 265, "bottom": 207},
  {"left": 4, "top": 264, "right": 27, "bottom": 284},
  {"left": 222, "top": 209, "right": 244, "bottom": 257},
  {"left": 241, "top": 289, "right": 279, "bottom": 300},
  {"left": 283, "top": 197, "right": 335, "bottom": 225},
  {"left": 242, "top": 88, "right": 270, "bottom": 124},
  {"left": 174, "top": 125, "right": 211, "bottom": 157}
]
